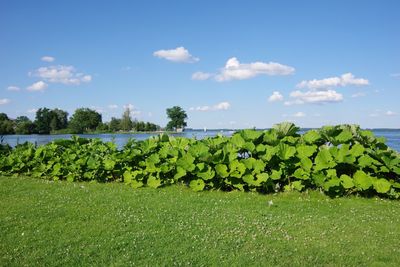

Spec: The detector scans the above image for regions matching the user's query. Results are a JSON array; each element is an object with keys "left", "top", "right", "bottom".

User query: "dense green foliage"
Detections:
[
  {"left": 0, "top": 113, "right": 14, "bottom": 135},
  {"left": 1, "top": 123, "right": 399, "bottom": 198},
  {"left": 0, "top": 107, "right": 160, "bottom": 135},
  {"left": 1, "top": 176, "right": 400, "bottom": 266},
  {"left": 166, "top": 106, "right": 187, "bottom": 131}
]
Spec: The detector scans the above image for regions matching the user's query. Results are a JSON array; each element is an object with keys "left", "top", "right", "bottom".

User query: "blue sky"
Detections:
[{"left": 1, "top": 0, "right": 399, "bottom": 128}]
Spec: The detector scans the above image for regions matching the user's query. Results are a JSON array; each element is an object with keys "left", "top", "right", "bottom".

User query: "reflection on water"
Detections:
[{"left": 1, "top": 129, "right": 399, "bottom": 152}]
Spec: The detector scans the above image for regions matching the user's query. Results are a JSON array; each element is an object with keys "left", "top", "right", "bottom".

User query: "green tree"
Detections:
[
  {"left": 0, "top": 113, "right": 15, "bottom": 135},
  {"left": 69, "top": 108, "right": 102, "bottom": 133},
  {"left": 166, "top": 106, "right": 187, "bottom": 131},
  {"left": 51, "top": 108, "right": 68, "bottom": 131},
  {"left": 34, "top": 108, "right": 53, "bottom": 134},
  {"left": 15, "top": 116, "right": 35, "bottom": 134},
  {"left": 120, "top": 108, "right": 133, "bottom": 131},
  {"left": 109, "top": 117, "right": 121, "bottom": 132}
]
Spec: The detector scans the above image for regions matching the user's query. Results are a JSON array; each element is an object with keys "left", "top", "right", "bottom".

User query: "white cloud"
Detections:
[
  {"left": 108, "top": 104, "right": 118, "bottom": 109},
  {"left": 27, "top": 108, "right": 37, "bottom": 114},
  {"left": 190, "top": 101, "right": 231, "bottom": 112},
  {"left": 191, "top": 71, "right": 212, "bottom": 81},
  {"left": 30, "top": 65, "right": 92, "bottom": 85},
  {"left": 215, "top": 57, "right": 295, "bottom": 82},
  {"left": 351, "top": 92, "right": 366, "bottom": 98},
  {"left": 0, "top": 98, "right": 10, "bottom": 105},
  {"left": 293, "top": 111, "right": 306, "bottom": 118},
  {"left": 386, "top": 110, "right": 397, "bottom": 116},
  {"left": 284, "top": 90, "right": 343, "bottom": 105},
  {"left": 268, "top": 91, "right": 284, "bottom": 102},
  {"left": 123, "top": 104, "right": 141, "bottom": 116},
  {"left": 7, "top": 86, "right": 20, "bottom": 91},
  {"left": 297, "top": 73, "right": 369, "bottom": 90},
  {"left": 27, "top": 81, "right": 48, "bottom": 92},
  {"left": 153, "top": 46, "right": 199, "bottom": 63},
  {"left": 41, "top": 56, "right": 55, "bottom": 62}
]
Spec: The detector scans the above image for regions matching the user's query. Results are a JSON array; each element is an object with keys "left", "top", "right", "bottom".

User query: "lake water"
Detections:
[{"left": 1, "top": 129, "right": 399, "bottom": 152}]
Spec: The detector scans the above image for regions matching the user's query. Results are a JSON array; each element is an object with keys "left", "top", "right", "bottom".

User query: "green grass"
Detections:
[{"left": 1, "top": 176, "right": 400, "bottom": 266}]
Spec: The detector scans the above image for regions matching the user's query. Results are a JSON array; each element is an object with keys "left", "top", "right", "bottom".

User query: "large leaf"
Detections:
[
  {"left": 176, "top": 153, "right": 195, "bottom": 172},
  {"left": 302, "top": 130, "right": 321, "bottom": 144},
  {"left": 147, "top": 176, "right": 161, "bottom": 188},
  {"left": 314, "top": 148, "right": 335, "bottom": 171},
  {"left": 340, "top": 174, "right": 354, "bottom": 189},
  {"left": 231, "top": 134, "right": 245, "bottom": 148},
  {"left": 229, "top": 160, "right": 246, "bottom": 178},
  {"left": 353, "top": 170, "right": 373, "bottom": 190},
  {"left": 189, "top": 179, "right": 205, "bottom": 191},
  {"left": 188, "top": 143, "right": 209, "bottom": 158},
  {"left": 197, "top": 166, "right": 215, "bottom": 181},
  {"left": 296, "top": 145, "right": 317, "bottom": 159},
  {"left": 373, "top": 179, "right": 391, "bottom": 193},
  {"left": 277, "top": 143, "right": 296, "bottom": 160},
  {"left": 215, "top": 164, "right": 229, "bottom": 178},
  {"left": 240, "top": 129, "right": 262, "bottom": 142},
  {"left": 335, "top": 129, "right": 353, "bottom": 144}
]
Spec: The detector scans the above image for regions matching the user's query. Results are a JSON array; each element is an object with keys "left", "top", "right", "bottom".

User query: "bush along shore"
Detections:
[{"left": 1, "top": 122, "right": 399, "bottom": 198}]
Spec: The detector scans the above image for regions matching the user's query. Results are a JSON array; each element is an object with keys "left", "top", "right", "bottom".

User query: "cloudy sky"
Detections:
[{"left": 1, "top": 0, "right": 399, "bottom": 128}]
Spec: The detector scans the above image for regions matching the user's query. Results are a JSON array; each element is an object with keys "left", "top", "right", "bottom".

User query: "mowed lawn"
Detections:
[{"left": 1, "top": 176, "right": 400, "bottom": 266}]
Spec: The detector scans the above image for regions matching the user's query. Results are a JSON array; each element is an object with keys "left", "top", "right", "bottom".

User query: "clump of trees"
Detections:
[{"left": 0, "top": 106, "right": 161, "bottom": 135}]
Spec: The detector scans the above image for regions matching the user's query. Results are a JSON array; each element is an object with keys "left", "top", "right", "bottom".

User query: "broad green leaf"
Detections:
[
  {"left": 104, "top": 158, "right": 116, "bottom": 170},
  {"left": 197, "top": 166, "right": 215, "bottom": 181},
  {"left": 353, "top": 170, "right": 373, "bottom": 190},
  {"left": 188, "top": 143, "right": 209, "bottom": 158},
  {"left": 323, "top": 177, "right": 341, "bottom": 191},
  {"left": 123, "top": 171, "right": 132, "bottom": 184},
  {"left": 314, "top": 148, "right": 335, "bottom": 171},
  {"left": 335, "top": 129, "right": 353, "bottom": 143},
  {"left": 231, "top": 134, "right": 245, "bottom": 148},
  {"left": 176, "top": 153, "right": 195, "bottom": 172},
  {"left": 296, "top": 145, "right": 317, "bottom": 158},
  {"left": 293, "top": 168, "right": 310, "bottom": 180},
  {"left": 229, "top": 160, "right": 246, "bottom": 178},
  {"left": 174, "top": 166, "right": 186, "bottom": 180},
  {"left": 358, "top": 155, "right": 380, "bottom": 168},
  {"left": 215, "top": 164, "right": 229, "bottom": 178},
  {"left": 373, "top": 179, "right": 391, "bottom": 193},
  {"left": 302, "top": 130, "right": 321, "bottom": 144},
  {"left": 277, "top": 143, "right": 296, "bottom": 160},
  {"left": 300, "top": 157, "right": 313, "bottom": 171},
  {"left": 131, "top": 180, "right": 144, "bottom": 189},
  {"left": 340, "top": 174, "right": 354, "bottom": 189},
  {"left": 189, "top": 179, "right": 205, "bottom": 191},
  {"left": 270, "top": 169, "right": 282, "bottom": 180},
  {"left": 292, "top": 181, "right": 305, "bottom": 191},
  {"left": 240, "top": 129, "right": 262, "bottom": 142},
  {"left": 147, "top": 176, "right": 161, "bottom": 188},
  {"left": 350, "top": 143, "right": 365, "bottom": 157}
]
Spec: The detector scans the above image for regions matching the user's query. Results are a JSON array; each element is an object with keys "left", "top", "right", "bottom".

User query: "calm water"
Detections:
[{"left": 1, "top": 129, "right": 399, "bottom": 152}]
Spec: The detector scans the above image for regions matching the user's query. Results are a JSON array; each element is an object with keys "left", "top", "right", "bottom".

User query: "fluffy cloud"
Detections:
[
  {"left": 7, "top": 86, "right": 20, "bottom": 91},
  {"left": 386, "top": 110, "right": 397, "bottom": 116},
  {"left": 215, "top": 57, "right": 295, "bottom": 82},
  {"left": 191, "top": 71, "right": 212, "bottom": 81},
  {"left": 153, "top": 47, "right": 199, "bottom": 63},
  {"left": 351, "top": 92, "right": 366, "bottom": 98},
  {"left": 30, "top": 65, "right": 92, "bottom": 85},
  {"left": 27, "top": 108, "right": 38, "bottom": 114},
  {"left": 123, "top": 104, "right": 141, "bottom": 116},
  {"left": 0, "top": 98, "right": 10, "bottom": 105},
  {"left": 284, "top": 90, "right": 343, "bottom": 105},
  {"left": 108, "top": 104, "right": 118, "bottom": 109},
  {"left": 297, "top": 73, "right": 369, "bottom": 90},
  {"left": 268, "top": 91, "right": 284, "bottom": 102},
  {"left": 27, "top": 81, "right": 48, "bottom": 92},
  {"left": 293, "top": 111, "right": 306, "bottom": 118},
  {"left": 41, "top": 56, "right": 55, "bottom": 62},
  {"left": 189, "top": 101, "right": 231, "bottom": 112}
]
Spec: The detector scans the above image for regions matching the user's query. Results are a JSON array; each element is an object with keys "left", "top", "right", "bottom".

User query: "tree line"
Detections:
[{"left": 0, "top": 107, "right": 161, "bottom": 135}]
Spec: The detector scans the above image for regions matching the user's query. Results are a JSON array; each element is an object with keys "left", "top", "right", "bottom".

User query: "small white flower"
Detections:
[{"left": 268, "top": 200, "right": 274, "bottom": 206}]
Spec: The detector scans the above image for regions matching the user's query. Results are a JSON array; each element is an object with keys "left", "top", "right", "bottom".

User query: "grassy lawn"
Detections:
[{"left": 1, "top": 176, "right": 400, "bottom": 266}]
